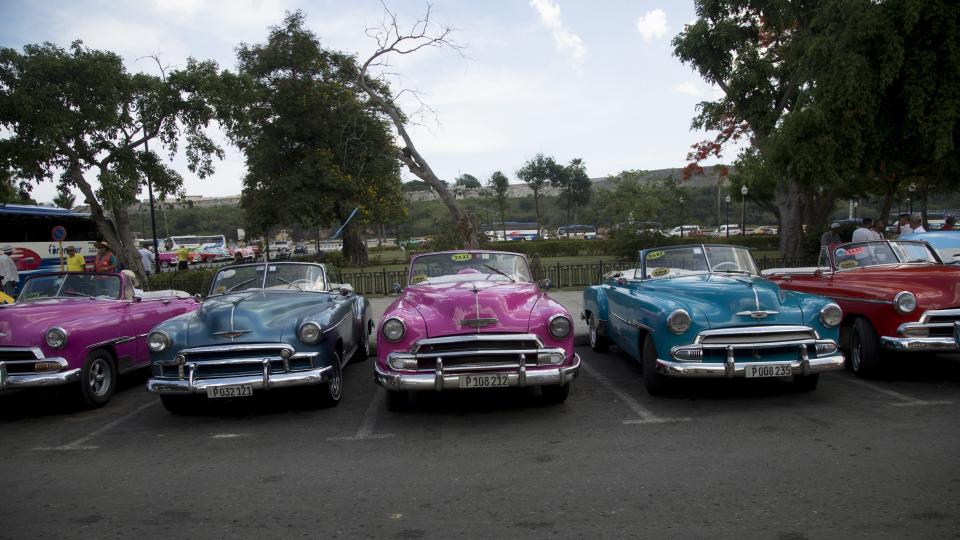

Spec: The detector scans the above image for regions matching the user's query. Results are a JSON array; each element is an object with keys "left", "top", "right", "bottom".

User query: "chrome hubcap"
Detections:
[
  {"left": 589, "top": 316, "right": 597, "bottom": 346},
  {"left": 89, "top": 358, "right": 110, "bottom": 396},
  {"left": 852, "top": 332, "right": 862, "bottom": 371},
  {"left": 328, "top": 357, "right": 342, "bottom": 399}
]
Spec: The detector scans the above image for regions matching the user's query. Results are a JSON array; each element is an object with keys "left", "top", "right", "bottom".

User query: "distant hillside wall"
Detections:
[{"left": 403, "top": 165, "right": 733, "bottom": 202}]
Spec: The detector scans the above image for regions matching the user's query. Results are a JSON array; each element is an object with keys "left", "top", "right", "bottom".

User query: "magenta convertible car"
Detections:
[
  {"left": 0, "top": 272, "right": 199, "bottom": 407},
  {"left": 375, "top": 250, "right": 580, "bottom": 410}
]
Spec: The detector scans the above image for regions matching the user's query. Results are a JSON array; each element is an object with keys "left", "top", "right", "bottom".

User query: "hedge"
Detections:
[{"left": 146, "top": 269, "right": 215, "bottom": 296}]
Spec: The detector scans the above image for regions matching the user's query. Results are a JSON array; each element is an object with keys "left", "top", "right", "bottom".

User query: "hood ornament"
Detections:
[
  {"left": 214, "top": 301, "right": 251, "bottom": 340},
  {"left": 736, "top": 310, "right": 779, "bottom": 319}
]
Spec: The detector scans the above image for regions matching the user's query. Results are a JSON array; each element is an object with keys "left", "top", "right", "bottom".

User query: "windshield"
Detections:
[
  {"left": 209, "top": 263, "right": 327, "bottom": 295},
  {"left": 408, "top": 252, "right": 532, "bottom": 285},
  {"left": 639, "top": 245, "right": 758, "bottom": 279},
  {"left": 19, "top": 273, "right": 122, "bottom": 301},
  {"left": 832, "top": 241, "right": 938, "bottom": 270}
]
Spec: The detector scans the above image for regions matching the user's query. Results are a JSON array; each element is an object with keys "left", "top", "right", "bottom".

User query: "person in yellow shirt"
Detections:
[
  {"left": 176, "top": 245, "right": 190, "bottom": 271},
  {"left": 64, "top": 245, "right": 86, "bottom": 272}
]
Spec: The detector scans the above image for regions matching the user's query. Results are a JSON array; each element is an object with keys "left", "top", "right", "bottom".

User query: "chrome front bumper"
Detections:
[
  {"left": 0, "top": 357, "right": 80, "bottom": 391},
  {"left": 884, "top": 315, "right": 960, "bottom": 351},
  {"left": 662, "top": 326, "right": 845, "bottom": 378},
  {"left": 375, "top": 354, "right": 581, "bottom": 392},
  {"left": 147, "top": 365, "right": 333, "bottom": 395},
  {"left": 656, "top": 354, "right": 844, "bottom": 378}
]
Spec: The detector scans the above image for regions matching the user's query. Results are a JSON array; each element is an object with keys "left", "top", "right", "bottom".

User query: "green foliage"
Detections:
[
  {"left": 226, "top": 11, "right": 403, "bottom": 257},
  {"left": 554, "top": 158, "right": 592, "bottom": 225},
  {"left": 454, "top": 174, "right": 481, "bottom": 189},
  {"left": 146, "top": 269, "right": 214, "bottom": 296}
]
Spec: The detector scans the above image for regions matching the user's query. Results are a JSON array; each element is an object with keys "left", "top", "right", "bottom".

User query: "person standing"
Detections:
[
  {"left": 910, "top": 214, "right": 927, "bottom": 234},
  {"left": 175, "top": 244, "right": 190, "bottom": 271},
  {"left": 64, "top": 245, "right": 87, "bottom": 272},
  {"left": 897, "top": 213, "right": 913, "bottom": 237},
  {"left": 138, "top": 245, "right": 155, "bottom": 276},
  {"left": 943, "top": 216, "right": 956, "bottom": 230},
  {"left": 93, "top": 241, "right": 118, "bottom": 272},
  {"left": 851, "top": 217, "right": 875, "bottom": 242},
  {"left": 0, "top": 245, "right": 19, "bottom": 297},
  {"left": 871, "top": 219, "right": 885, "bottom": 239},
  {"left": 820, "top": 223, "right": 842, "bottom": 248}
]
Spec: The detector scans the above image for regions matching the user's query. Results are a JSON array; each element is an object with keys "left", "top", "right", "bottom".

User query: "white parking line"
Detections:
[
  {"left": 581, "top": 362, "right": 690, "bottom": 425},
  {"left": 34, "top": 400, "right": 158, "bottom": 451},
  {"left": 327, "top": 390, "right": 395, "bottom": 441},
  {"left": 843, "top": 377, "right": 953, "bottom": 407}
]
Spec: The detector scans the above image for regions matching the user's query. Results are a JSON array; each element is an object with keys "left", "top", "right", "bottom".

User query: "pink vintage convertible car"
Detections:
[
  {"left": 0, "top": 272, "right": 199, "bottom": 407},
  {"left": 375, "top": 250, "right": 580, "bottom": 410}
]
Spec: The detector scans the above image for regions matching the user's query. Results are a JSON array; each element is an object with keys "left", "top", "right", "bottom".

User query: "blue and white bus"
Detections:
[
  {"left": 556, "top": 224, "right": 597, "bottom": 239},
  {"left": 0, "top": 204, "right": 103, "bottom": 284}
]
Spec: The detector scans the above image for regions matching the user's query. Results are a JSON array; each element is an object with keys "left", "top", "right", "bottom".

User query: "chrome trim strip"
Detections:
[
  {"left": 610, "top": 312, "right": 654, "bottom": 333},
  {"left": 918, "top": 308, "right": 960, "bottom": 324},
  {"left": 375, "top": 353, "right": 580, "bottom": 392},
  {"left": 0, "top": 346, "right": 44, "bottom": 359},
  {"left": 178, "top": 343, "right": 297, "bottom": 355},
  {"left": 655, "top": 354, "right": 844, "bottom": 378},
  {"left": 880, "top": 336, "right": 959, "bottom": 351},
  {"left": 322, "top": 312, "right": 351, "bottom": 335},
  {"left": 829, "top": 295, "right": 893, "bottom": 305},
  {"left": 0, "top": 363, "right": 80, "bottom": 390},
  {"left": 735, "top": 310, "right": 779, "bottom": 319}
]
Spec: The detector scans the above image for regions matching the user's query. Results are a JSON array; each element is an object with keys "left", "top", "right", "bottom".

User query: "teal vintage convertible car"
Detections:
[
  {"left": 583, "top": 245, "right": 845, "bottom": 394},
  {"left": 146, "top": 262, "right": 372, "bottom": 413}
]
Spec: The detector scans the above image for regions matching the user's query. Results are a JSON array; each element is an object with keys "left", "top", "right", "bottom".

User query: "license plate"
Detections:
[
  {"left": 460, "top": 374, "right": 510, "bottom": 389},
  {"left": 745, "top": 364, "right": 792, "bottom": 378},
  {"left": 206, "top": 384, "right": 253, "bottom": 399}
]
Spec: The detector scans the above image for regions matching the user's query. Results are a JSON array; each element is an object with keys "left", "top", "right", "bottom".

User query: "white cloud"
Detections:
[
  {"left": 636, "top": 8, "right": 669, "bottom": 42},
  {"left": 529, "top": 0, "right": 586, "bottom": 64}
]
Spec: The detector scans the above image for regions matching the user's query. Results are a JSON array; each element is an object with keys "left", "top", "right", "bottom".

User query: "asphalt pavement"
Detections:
[{"left": 1, "top": 345, "right": 958, "bottom": 539}]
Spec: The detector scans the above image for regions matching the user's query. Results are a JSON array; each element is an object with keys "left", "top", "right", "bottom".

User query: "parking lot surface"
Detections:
[{"left": 1, "top": 348, "right": 958, "bottom": 539}]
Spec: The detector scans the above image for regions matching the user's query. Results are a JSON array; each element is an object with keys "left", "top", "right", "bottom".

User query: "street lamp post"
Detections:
[
  {"left": 908, "top": 183, "right": 916, "bottom": 215},
  {"left": 679, "top": 195, "right": 685, "bottom": 238},
  {"left": 740, "top": 185, "right": 748, "bottom": 235},
  {"left": 853, "top": 201, "right": 859, "bottom": 219},
  {"left": 724, "top": 194, "right": 731, "bottom": 238}
]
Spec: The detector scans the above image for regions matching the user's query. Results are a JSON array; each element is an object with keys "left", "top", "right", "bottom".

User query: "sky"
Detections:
[{"left": 0, "top": 0, "right": 732, "bottom": 203}]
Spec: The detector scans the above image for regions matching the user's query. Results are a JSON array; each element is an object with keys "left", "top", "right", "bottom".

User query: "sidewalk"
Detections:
[{"left": 367, "top": 288, "right": 589, "bottom": 346}]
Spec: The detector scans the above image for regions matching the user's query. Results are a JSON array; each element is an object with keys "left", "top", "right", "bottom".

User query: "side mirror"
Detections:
[
  {"left": 392, "top": 282, "right": 402, "bottom": 295},
  {"left": 616, "top": 277, "right": 626, "bottom": 286},
  {"left": 539, "top": 278, "right": 552, "bottom": 290},
  {"left": 194, "top": 293, "right": 203, "bottom": 302},
  {"left": 133, "top": 295, "right": 142, "bottom": 303},
  {"left": 339, "top": 286, "right": 352, "bottom": 296}
]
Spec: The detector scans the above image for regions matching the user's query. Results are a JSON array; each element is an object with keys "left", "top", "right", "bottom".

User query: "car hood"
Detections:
[
  {"left": 831, "top": 265, "right": 960, "bottom": 307},
  {"left": 0, "top": 298, "right": 117, "bottom": 346},
  {"left": 641, "top": 274, "right": 804, "bottom": 328},
  {"left": 185, "top": 290, "right": 334, "bottom": 347},
  {"left": 402, "top": 281, "right": 541, "bottom": 336}
]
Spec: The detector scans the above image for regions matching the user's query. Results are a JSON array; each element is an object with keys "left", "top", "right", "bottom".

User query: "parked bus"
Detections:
[
  {"left": 483, "top": 222, "right": 547, "bottom": 241},
  {"left": 556, "top": 224, "right": 597, "bottom": 239},
  {"left": 0, "top": 204, "right": 103, "bottom": 285},
  {"left": 161, "top": 234, "right": 226, "bottom": 251}
]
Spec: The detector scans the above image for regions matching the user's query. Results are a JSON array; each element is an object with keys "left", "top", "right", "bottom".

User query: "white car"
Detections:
[
  {"left": 667, "top": 225, "right": 702, "bottom": 237},
  {"left": 708, "top": 225, "right": 742, "bottom": 237}
]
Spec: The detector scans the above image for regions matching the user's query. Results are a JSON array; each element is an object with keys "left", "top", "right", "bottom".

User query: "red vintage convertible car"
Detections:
[{"left": 764, "top": 240, "right": 960, "bottom": 376}]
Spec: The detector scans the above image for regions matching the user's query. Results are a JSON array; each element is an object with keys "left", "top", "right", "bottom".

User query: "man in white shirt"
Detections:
[
  {"left": 897, "top": 213, "right": 913, "bottom": 236},
  {"left": 0, "top": 245, "right": 19, "bottom": 297},
  {"left": 138, "top": 246, "right": 156, "bottom": 275},
  {"left": 851, "top": 218, "right": 875, "bottom": 242},
  {"left": 909, "top": 214, "right": 926, "bottom": 234}
]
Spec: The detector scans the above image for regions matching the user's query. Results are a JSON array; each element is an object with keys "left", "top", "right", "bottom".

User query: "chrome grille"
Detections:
[
  {"left": 916, "top": 309, "right": 960, "bottom": 337},
  {"left": 0, "top": 348, "right": 41, "bottom": 362},
  {"left": 697, "top": 326, "right": 817, "bottom": 345},
  {"left": 158, "top": 343, "right": 318, "bottom": 380},
  {"left": 408, "top": 333, "right": 550, "bottom": 372}
]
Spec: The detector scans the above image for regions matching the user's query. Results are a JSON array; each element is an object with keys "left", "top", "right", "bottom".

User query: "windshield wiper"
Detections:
[
  {"left": 225, "top": 278, "right": 257, "bottom": 293},
  {"left": 62, "top": 291, "right": 94, "bottom": 298},
  {"left": 483, "top": 264, "right": 515, "bottom": 282}
]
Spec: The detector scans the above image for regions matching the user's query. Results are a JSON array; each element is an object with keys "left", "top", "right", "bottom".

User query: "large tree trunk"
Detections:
[
  {"left": 71, "top": 163, "right": 127, "bottom": 268},
  {"left": 775, "top": 178, "right": 807, "bottom": 258},
  {"left": 342, "top": 223, "right": 368, "bottom": 266},
  {"left": 111, "top": 202, "right": 147, "bottom": 282}
]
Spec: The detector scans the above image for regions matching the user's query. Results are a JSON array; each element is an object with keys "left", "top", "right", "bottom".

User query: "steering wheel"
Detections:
[{"left": 711, "top": 261, "right": 741, "bottom": 272}]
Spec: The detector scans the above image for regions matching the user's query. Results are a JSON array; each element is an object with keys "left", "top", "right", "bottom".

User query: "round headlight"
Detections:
[
  {"left": 382, "top": 318, "right": 405, "bottom": 342},
  {"left": 820, "top": 303, "right": 842, "bottom": 328},
  {"left": 298, "top": 322, "right": 322, "bottom": 344},
  {"left": 148, "top": 331, "right": 170, "bottom": 353},
  {"left": 549, "top": 315, "right": 572, "bottom": 339},
  {"left": 667, "top": 309, "right": 692, "bottom": 334},
  {"left": 894, "top": 291, "right": 917, "bottom": 314},
  {"left": 45, "top": 327, "right": 67, "bottom": 349}
]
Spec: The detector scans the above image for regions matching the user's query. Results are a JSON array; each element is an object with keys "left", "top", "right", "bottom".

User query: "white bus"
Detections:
[
  {"left": 161, "top": 234, "right": 226, "bottom": 251},
  {"left": 556, "top": 224, "right": 597, "bottom": 239}
]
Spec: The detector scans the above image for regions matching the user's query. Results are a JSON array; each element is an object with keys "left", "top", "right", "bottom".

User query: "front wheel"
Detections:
[
  {"left": 310, "top": 354, "right": 343, "bottom": 408},
  {"left": 588, "top": 313, "right": 610, "bottom": 353},
  {"left": 850, "top": 318, "right": 882, "bottom": 378},
  {"left": 77, "top": 349, "right": 116, "bottom": 408},
  {"left": 641, "top": 334, "right": 671, "bottom": 395},
  {"left": 351, "top": 323, "right": 371, "bottom": 363}
]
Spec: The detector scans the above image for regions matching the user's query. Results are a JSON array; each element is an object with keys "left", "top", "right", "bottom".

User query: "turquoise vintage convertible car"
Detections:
[
  {"left": 583, "top": 245, "right": 845, "bottom": 394},
  {"left": 146, "top": 262, "right": 372, "bottom": 413}
]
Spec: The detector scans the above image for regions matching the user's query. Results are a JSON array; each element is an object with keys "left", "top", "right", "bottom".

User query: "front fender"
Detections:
[{"left": 583, "top": 285, "right": 609, "bottom": 322}]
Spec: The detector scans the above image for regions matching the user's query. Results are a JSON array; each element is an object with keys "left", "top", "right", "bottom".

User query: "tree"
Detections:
[
  {"left": 0, "top": 41, "right": 226, "bottom": 281},
  {"left": 402, "top": 180, "right": 432, "bottom": 192},
  {"left": 355, "top": 5, "right": 478, "bottom": 248},
  {"left": 0, "top": 170, "right": 34, "bottom": 204},
  {"left": 52, "top": 186, "right": 76, "bottom": 209},
  {"left": 226, "top": 12, "right": 404, "bottom": 265},
  {"left": 517, "top": 153, "right": 562, "bottom": 237},
  {"left": 555, "top": 158, "right": 592, "bottom": 225},
  {"left": 489, "top": 171, "right": 510, "bottom": 238},
  {"left": 454, "top": 174, "right": 481, "bottom": 189}
]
